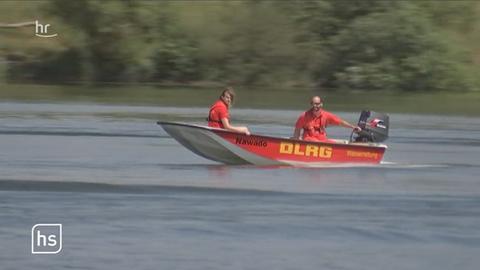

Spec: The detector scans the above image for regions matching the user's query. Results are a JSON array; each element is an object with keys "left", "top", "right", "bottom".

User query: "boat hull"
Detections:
[{"left": 158, "top": 121, "right": 387, "bottom": 166}]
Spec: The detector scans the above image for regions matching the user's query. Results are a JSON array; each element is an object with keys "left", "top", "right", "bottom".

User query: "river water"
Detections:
[{"left": 1, "top": 101, "right": 479, "bottom": 270}]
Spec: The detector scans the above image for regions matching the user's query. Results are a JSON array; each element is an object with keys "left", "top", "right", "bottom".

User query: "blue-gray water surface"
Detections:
[{"left": 1, "top": 101, "right": 479, "bottom": 270}]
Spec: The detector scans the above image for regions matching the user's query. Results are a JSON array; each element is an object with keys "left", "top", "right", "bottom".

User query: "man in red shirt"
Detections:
[
  {"left": 292, "top": 96, "right": 361, "bottom": 142},
  {"left": 208, "top": 87, "right": 250, "bottom": 135}
]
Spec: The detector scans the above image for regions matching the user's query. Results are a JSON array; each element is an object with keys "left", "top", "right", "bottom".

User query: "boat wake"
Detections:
[
  {"left": 378, "top": 161, "right": 450, "bottom": 169},
  {"left": 0, "top": 179, "right": 292, "bottom": 195}
]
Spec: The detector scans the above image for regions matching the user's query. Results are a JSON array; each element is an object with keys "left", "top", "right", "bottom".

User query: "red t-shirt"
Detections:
[
  {"left": 208, "top": 100, "right": 229, "bottom": 128},
  {"left": 295, "top": 109, "right": 342, "bottom": 141}
]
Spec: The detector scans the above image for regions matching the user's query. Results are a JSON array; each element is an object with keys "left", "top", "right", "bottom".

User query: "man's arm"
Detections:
[
  {"left": 340, "top": 120, "right": 361, "bottom": 132},
  {"left": 292, "top": 114, "right": 304, "bottom": 139},
  {"left": 221, "top": 118, "right": 250, "bottom": 135},
  {"left": 292, "top": 128, "right": 302, "bottom": 139}
]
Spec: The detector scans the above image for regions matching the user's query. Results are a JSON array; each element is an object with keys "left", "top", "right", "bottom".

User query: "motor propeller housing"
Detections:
[{"left": 354, "top": 110, "right": 389, "bottom": 143}]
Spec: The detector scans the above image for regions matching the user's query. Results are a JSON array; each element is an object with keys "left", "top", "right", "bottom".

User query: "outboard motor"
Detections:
[{"left": 352, "top": 110, "right": 389, "bottom": 143}]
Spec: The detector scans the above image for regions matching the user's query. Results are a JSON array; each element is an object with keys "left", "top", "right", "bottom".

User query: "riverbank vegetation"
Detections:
[
  {"left": 2, "top": 83, "right": 480, "bottom": 116},
  {"left": 1, "top": 0, "right": 480, "bottom": 92}
]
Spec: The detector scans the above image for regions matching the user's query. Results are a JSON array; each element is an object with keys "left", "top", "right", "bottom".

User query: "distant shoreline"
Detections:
[{"left": 1, "top": 83, "right": 479, "bottom": 116}]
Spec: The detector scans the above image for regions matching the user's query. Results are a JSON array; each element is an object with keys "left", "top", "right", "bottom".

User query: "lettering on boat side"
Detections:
[
  {"left": 235, "top": 137, "right": 268, "bottom": 147},
  {"left": 279, "top": 142, "right": 332, "bottom": 158},
  {"left": 346, "top": 151, "right": 378, "bottom": 159}
]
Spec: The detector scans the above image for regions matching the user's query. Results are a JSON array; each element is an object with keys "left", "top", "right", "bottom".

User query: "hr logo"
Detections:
[
  {"left": 31, "top": 224, "right": 62, "bottom": 254},
  {"left": 35, "top": 20, "right": 58, "bottom": 38}
]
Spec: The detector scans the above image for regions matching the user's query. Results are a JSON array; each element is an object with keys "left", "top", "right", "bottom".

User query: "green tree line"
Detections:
[{"left": 1, "top": 0, "right": 479, "bottom": 91}]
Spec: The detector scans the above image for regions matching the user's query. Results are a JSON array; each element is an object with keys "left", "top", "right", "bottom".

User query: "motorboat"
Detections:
[{"left": 157, "top": 111, "right": 389, "bottom": 166}]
